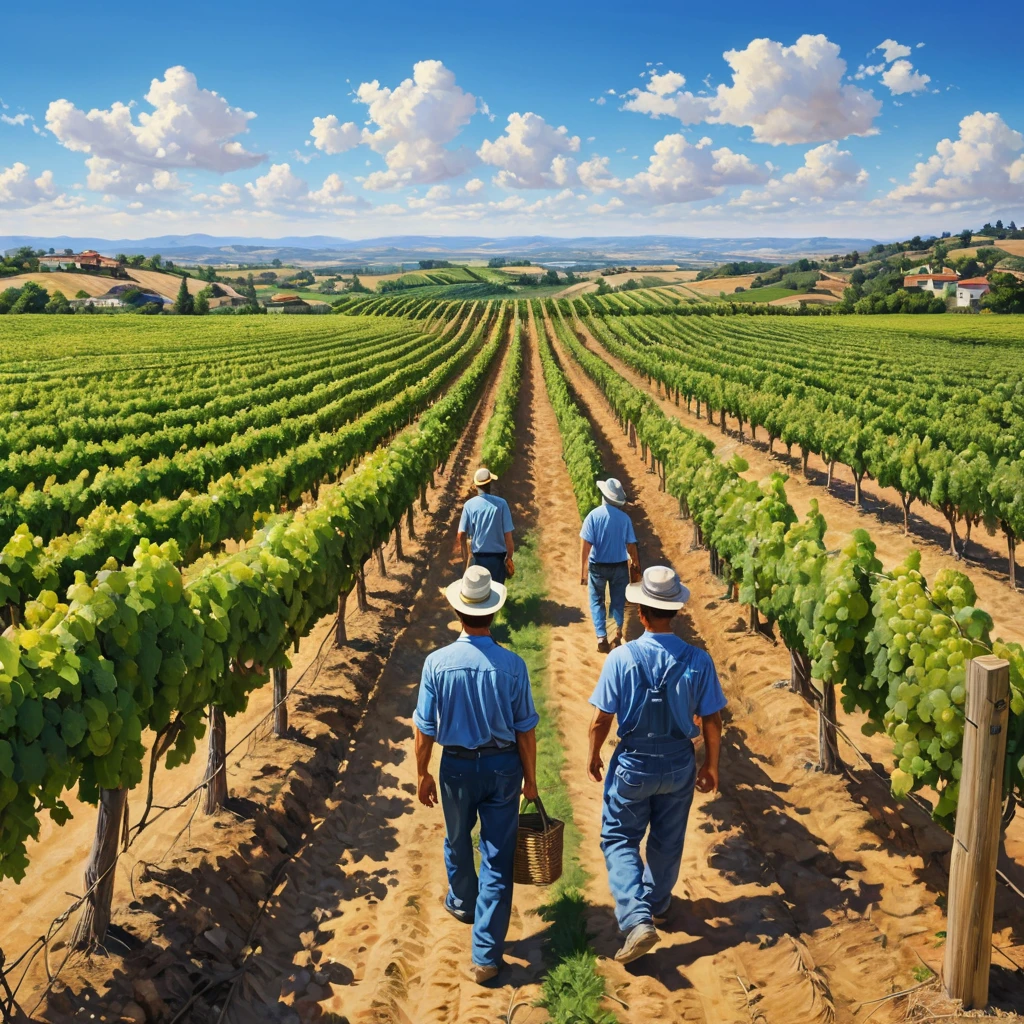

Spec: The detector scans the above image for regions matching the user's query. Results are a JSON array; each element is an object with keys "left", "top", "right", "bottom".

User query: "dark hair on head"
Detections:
[
  {"left": 458, "top": 612, "right": 495, "bottom": 629},
  {"left": 477, "top": 481, "right": 492, "bottom": 494},
  {"left": 638, "top": 604, "right": 677, "bottom": 622}
]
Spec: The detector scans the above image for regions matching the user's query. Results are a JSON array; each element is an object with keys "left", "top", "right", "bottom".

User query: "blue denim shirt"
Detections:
[
  {"left": 414, "top": 635, "right": 539, "bottom": 747},
  {"left": 459, "top": 494, "right": 514, "bottom": 554},
  {"left": 590, "top": 632, "right": 726, "bottom": 740},
  {"left": 581, "top": 503, "right": 637, "bottom": 563}
]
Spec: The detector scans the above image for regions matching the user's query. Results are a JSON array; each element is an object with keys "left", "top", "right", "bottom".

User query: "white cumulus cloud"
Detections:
[
  {"left": 888, "top": 111, "right": 1024, "bottom": 207},
  {"left": 1, "top": 113, "right": 32, "bottom": 127},
  {"left": 621, "top": 133, "right": 767, "bottom": 203},
  {"left": 45, "top": 67, "right": 263, "bottom": 197},
  {"left": 733, "top": 141, "right": 868, "bottom": 208},
  {"left": 310, "top": 114, "right": 361, "bottom": 155},
  {"left": 625, "top": 35, "right": 882, "bottom": 145},
  {"left": 352, "top": 60, "right": 478, "bottom": 190},
  {"left": 464, "top": 177, "right": 485, "bottom": 193},
  {"left": 478, "top": 112, "right": 580, "bottom": 189},
  {"left": 877, "top": 39, "right": 912, "bottom": 62},
  {"left": 246, "top": 163, "right": 362, "bottom": 211},
  {"left": 882, "top": 60, "right": 932, "bottom": 95},
  {"left": 0, "top": 162, "right": 57, "bottom": 208}
]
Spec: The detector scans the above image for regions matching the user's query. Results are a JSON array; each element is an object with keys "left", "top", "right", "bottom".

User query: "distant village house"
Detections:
[
  {"left": 38, "top": 250, "right": 128, "bottom": 278},
  {"left": 264, "top": 293, "right": 331, "bottom": 314},
  {"left": 956, "top": 277, "right": 991, "bottom": 308}
]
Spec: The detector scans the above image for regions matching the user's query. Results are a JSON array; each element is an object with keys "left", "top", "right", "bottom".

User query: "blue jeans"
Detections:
[
  {"left": 588, "top": 561, "right": 629, "bottom": 639},
  {"left": 439, "top": 749, "right": 522, "bottom": 967},
  {"left": 601, "top": 741, "right": 696, "bottom": 932},
  {"left": 471, "top": 551, "right": 507, "bottom": 586}
]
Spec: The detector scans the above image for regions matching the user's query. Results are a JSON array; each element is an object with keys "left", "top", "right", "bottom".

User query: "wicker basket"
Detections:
[{"left": 514, "top": 796, "right": 564, "bottom": 885}]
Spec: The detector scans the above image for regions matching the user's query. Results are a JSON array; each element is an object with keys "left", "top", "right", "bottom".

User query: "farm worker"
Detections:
[
  {"left": 413, "top": 565, "right": 540, "bottom": 984},
  {"left": 459, "top": 467, "right": 515, "bottom": 585},
  {"left": 587, "top": 565, "right": 725, "bottom": 964},
  {"left": 580, "top": 478, "right": 641, "bottom": 652}
]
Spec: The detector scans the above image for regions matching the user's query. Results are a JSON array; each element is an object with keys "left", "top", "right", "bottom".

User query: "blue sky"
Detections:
[{"left": 2, "top": 0, "right": 1022, "bottom": 239}]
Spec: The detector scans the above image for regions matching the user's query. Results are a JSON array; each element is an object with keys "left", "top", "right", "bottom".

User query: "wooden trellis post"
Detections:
[
  {"left": 72, "top": 788, "right": 128, "bottom": 948},
  {"left": 943, "top": 656, "right": 1010, "bottom": 1010},
  {"left": 202, "top": 707, "right": 227, "bottom": 814},
  {"left": 273, "top": 666, "right": 288, "bottom": 737}
]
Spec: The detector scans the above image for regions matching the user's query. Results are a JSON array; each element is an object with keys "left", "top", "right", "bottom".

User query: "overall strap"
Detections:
[{"left": 622, "top": 642, "right": 682, "bottom": 739}]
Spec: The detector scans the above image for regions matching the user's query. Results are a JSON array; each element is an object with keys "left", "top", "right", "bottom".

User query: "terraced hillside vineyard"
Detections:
[{"left": 1, "top": 295, "right": 1023, "bottom": 1022}]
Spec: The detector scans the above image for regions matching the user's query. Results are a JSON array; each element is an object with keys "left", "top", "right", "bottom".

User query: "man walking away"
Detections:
[
  {"left": 587, "top": 565, "right": 725, "bottom": 964},
  {"left": 459, "top": 467, "right": 514, "bottom": 585},
  {"left": 580, "top": 478, "right": 641, "bottom": 652},
  {"left": 414, "top": 565, "right": 539, "bottom": 984}
]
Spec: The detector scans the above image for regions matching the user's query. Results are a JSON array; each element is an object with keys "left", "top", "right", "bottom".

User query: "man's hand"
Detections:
[
  {"left": 695, "top": 764, "right": 719, "bottom": 793},
  {"left": 522, "top": 778, "right": 538, "bottom": 802},
  {"left": 418, "top": 773, "right": 438, "bottom": 807},
  {"left": 588, "top": 755, "right": 604, "bottom": 783},
  {"left": 580, "top": 574, "right": 587, "bottom": 586}
]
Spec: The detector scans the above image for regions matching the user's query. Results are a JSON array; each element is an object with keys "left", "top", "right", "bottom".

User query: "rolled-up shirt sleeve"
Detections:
[
  {"left": 413, "top": 657, "right": 438, "bottom": 736},
  {"left": 580, "top": 510, "right": 595, "bottom": 543},
  {"left": 625, "top": 516, "right": 637, "bottom": 545},
  {"left": 502, "top": 501, "right": 514, "bottom": 535},
  {"left": 589, "top": 653, "right": 621, "bottom": 715},
  {"left": 693, "top": 652, "right": 727, "bottom": 718},
  {"left": 512, "top": 664, "right": 540, "bottom": 733},
  {"left": 458, "top": 505, "right": 471, "bottom": 535}
]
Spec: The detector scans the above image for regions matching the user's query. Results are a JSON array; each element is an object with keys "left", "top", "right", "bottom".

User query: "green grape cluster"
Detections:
[
  {"left": 866, "top": 551, "right": 991, "bottom": 825},
  {"left": 808, "top": 530, "right": 880, "bottom": 693}
]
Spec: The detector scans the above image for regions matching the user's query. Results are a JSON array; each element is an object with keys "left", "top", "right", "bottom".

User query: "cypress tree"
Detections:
[{"left": 174, "top": 273, "right": 194, "bottom": 315}]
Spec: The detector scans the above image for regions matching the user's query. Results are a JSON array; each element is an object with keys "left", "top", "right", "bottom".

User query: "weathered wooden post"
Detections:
[
  {"left": 335, "top": 586, "right": 352, "bottom": 646},
  {"left": 72, "top": 788, "right": 128, "bottom": 948},
  {"left": 273, "top": 666, "right": 288, "bottom": 737},
  {"left": 943, "top": 656, "right": 1010, "bottom": 1010},
  {"left": 202, "top": 706, "right": 228, "bottom": 814}
]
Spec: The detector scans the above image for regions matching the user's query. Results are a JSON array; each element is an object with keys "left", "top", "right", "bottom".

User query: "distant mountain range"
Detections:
[{"left": 1, "top": 234, "right": 881, "bottom": 268}]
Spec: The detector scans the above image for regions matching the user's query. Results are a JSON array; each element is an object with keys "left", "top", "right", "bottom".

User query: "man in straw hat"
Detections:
[
  {"left": 459, "top": 467, "right": 515, "bottom": 585},
  {"left": 580, "top": 477, "right": 641, "bottom": 653},
  {"left": 587, "top": 565, "right": 726, "bottom": 964},
  {"left": 413, "top": 565, "right": 540, "bottom": 984}
]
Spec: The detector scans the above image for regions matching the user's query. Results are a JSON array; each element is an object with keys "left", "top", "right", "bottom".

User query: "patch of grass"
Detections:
[{"left": 494, "top": 533, "right": 618, "bottom": 1024}]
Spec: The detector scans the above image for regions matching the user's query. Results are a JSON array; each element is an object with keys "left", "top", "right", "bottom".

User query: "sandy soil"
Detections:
[
  {"left": 554, "top": 280, "right": 599, "bottom": 299},
  {"left": 596, "top": 270, "right": 699, "bottom": 288}
]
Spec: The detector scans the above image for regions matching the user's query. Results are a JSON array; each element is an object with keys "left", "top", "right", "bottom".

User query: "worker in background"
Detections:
[
  {"left": 459, "top": 467, "right": 514, "bottom": 585},
  {"left": 587, "top": 565, "right": 726, "bottom": 964},
  {"left": 414, "top": 566, "right": 540, "bottom": 984},
  {"left": 580, "top": 478, "right": 641, "bottom": 652}
]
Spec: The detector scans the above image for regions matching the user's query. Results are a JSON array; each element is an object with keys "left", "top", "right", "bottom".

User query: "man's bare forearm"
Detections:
[
  {"left": 627, "top": 542, "right": 640, "bottom": 570},
  {"left": 505, "top": 531, "right": 515, "bottom": 557},
  {"left": 702, "top": 712, "right": 722, "bottom": 774},
  {"left": 458, "top": 532, "right": 469, "bottom": 566},
  {"left": 516, "top": 728, "right": 537, "bottom": 786},
  {"left": 580, "top": 540, "right": 592, "bottom": 581},
  {"left": 414, "top": 726, "right": 435, "bottom": 778},
  {"left": 589, "top": 711, "right": 614, "bottom": 764}
]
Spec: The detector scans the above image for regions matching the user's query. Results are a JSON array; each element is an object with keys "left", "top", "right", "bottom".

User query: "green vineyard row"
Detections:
[
  {"left": 0, "top": 304, "right": 507, "bottom": 881},
  {"left": 541, "top": 300, "right": 1024, "bottom": 829}
]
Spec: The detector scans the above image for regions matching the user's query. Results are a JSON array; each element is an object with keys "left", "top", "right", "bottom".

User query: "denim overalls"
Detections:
[{"left": 600, "top": 642, "right": 697, "bottom": 932}]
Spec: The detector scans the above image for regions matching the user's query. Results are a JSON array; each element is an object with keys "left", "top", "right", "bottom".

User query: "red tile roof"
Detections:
[{"left": 958, "top": 277, "right": 990, "bottom": 286}]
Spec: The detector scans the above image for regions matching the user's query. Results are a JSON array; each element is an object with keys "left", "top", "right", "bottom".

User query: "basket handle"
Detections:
[{"left": 523, "top": 796, "right": 552, "bottom": 832}]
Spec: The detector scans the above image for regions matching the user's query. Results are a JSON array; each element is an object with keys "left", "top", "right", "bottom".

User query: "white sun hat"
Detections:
[
  {"left": 444, "top": 565, "right": 507, "bottom": 615},
  {"left": 625, "top": 565, "right": 691, "bottom": 611},
  {"left": 474, "top": 467, "right": 497, "bottom": 486},
  {"left": 596, "top": 478, "right": 628, "bottom": 506}
]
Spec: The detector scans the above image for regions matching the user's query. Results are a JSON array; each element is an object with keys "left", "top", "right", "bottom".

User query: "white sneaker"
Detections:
[{"left": 614, "top": 922, "right": 659, "bottom": 964}]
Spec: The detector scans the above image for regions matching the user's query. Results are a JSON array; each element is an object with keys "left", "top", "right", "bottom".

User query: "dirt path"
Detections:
[
  {"left": 573, "top": 316, "right": 1024, "bottom": 644},
  {"left": 545, "top": 311, "right": 1024, "bottom": 1021}
]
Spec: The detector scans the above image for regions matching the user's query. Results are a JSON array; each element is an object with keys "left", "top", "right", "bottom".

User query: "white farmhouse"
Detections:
[{"left": 956, "top": 277, "right": 990, "bottom": 308}]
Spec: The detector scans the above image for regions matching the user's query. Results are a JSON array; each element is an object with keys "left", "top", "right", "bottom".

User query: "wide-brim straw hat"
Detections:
[
  {"left": 445, "top": 565, "right": 507, "bottom": 615},
  {"left": 626, "top": 565, "right": 691, "bottom": 610},
  {"left": 597, "top": 478, "right": 627, "bottom": 506},
  {"left": 474, "top": 467, "right": 497, "bottom": 486}
]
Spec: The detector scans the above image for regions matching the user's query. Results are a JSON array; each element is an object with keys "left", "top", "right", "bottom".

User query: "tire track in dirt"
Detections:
[
  {"left": 572, "top": 315, "right": 1024, "bottom": 869},
  {"left": 542, "top": 308, "right": 942, "bottom": 1024}
]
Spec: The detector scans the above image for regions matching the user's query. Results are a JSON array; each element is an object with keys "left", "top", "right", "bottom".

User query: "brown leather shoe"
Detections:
[
  {"left": 470, "top": 962, "right": 500, "bottom": 984},
  {"left": 597, "top": 637, "right": 611, "bottom": 653}
]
